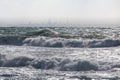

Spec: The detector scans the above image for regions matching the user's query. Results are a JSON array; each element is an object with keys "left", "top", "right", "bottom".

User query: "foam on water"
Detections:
[
  {"left": 23, "top": 36, "right": 120, "bottom": 48},
  {"left": 0, "top": 55, "right": 102, "bottom": 71},
  {"left": 0, "top": 53, "right": 119, "bottom": 71},
  {"left": 0, "top": 27, "right": 120, "bottom": 48}
]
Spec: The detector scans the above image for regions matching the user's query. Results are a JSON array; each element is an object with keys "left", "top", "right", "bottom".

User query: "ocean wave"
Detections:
[
  {"left": 0, "top": 55, "right": 98, "bottom": 71},
  {"left": 23, "top": 36, "right": 120, "bottom": 48},
  {"left": 0, "top": 54, "right": 118, "bottom": 71},
  {"left": 24, "top": 29, "right": 60, "bottom": 37},
  {"left": 0, "top": 35, "right": 120, "bottom": 48},
  {"left": 23, "top": 29, "right": 107, "bottom": 39},
  {"left": 0, "top": 27, "right": 120, "bottom": 48},
  {"left": 23, "top": 29, "right": 82, "bottom": 39}
]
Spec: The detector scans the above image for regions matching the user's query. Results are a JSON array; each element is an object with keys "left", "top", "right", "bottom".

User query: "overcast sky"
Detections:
[{"left": 0, "top": 0, "right": 120, "bottom": 24}]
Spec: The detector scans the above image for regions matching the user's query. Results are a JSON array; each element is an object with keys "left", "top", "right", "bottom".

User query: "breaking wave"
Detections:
[
  {"left": 0, "top": 35, "right": 120, "bottom": 48},
  {"left": 0, "top": 28, "right": 120, "bottom": 48},
  {"left": 23, "top": 36, "right": 120, "bottom": 48},
  {"left": 0, "top": 54, "right": 119, "bottom": 71},
  {"left": 0, "top": 55, "right": 99, "bottom": 71}
]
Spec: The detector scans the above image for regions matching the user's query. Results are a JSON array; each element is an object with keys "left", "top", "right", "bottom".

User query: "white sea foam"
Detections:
[
  {"left": 0, "top": 45, "right": 119, "bottom": 71},
  {"left": 0, "top": 55, "right": 100, "bottom": 71},
  {"left": 23, "top": 36, "right": 120, "bottom": 48}
]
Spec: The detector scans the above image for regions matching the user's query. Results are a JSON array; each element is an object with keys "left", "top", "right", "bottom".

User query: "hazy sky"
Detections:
[{"left": 0, "top": 0, "right": 120, "bottom": 24}]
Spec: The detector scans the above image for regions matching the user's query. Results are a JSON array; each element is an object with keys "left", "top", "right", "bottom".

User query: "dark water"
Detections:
[
  {"left": 0, "top": 27, "right": 120, "bottom": 48},
  {"left": 0, "top": 27, "right": 119, "bottom": 39}
]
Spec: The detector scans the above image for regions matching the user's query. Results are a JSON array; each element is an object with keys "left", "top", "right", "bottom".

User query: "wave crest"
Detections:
[
  {"left": 23, "top": 36, "right": 120, "bottom": 48},
  {"left": 0, "top": 55, "right": 98, "bottom": 71},
  {"left": 1, "top": 54, "right": 120, "bottom": 71}
]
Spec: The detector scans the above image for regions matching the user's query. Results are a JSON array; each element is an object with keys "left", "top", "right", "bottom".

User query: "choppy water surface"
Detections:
[
  {"left": 0, "top": 27, "right": 120, "bottom": 48},
  {"left": 0, "top": 27, "right": 120, "bottom": 80},
  {"left": 0, "top": 45, "right": 120, "bottom": 80},
  {"left": 0, "top": 27, "right": 120, "bottom": 39}
]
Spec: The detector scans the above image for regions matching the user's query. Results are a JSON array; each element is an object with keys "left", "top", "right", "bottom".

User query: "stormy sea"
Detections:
[{"left": 0, "top": 26, "right": 120, "bottom": 80}]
